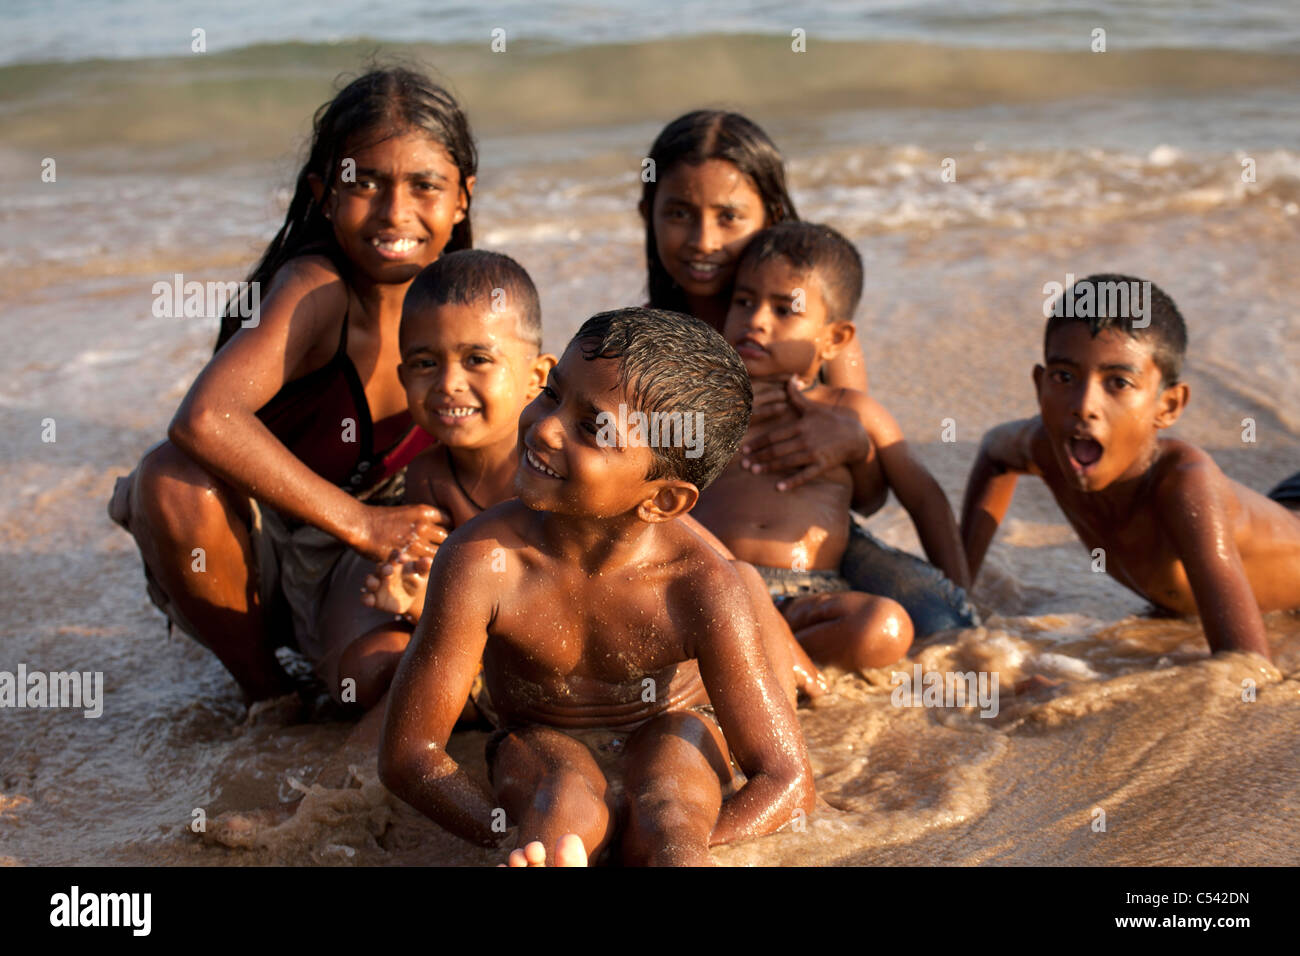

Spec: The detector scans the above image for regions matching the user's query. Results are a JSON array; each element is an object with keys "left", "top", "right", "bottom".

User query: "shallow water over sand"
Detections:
[{"left": 2, "top": 31, "right": 1298, "bottom": 866}]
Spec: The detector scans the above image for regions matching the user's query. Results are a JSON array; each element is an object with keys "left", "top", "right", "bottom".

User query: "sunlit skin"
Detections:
[
  {"left": 316, "top": 299, "right": 554, "bottom": 712},
  {"left": 640, "top": 159, "right": 874, "bottom": 492},
  {"left": 648, "top": 158, "right": 768, "bottom": 329},
  {"left": 694, "top": 257, "right": 971, "bottom": 672},
  {"left": 962, "top": 324, "right": 1300, "bottom": 660},
  {"left": 379, "top": 344, "right": 815, "bottom": 865},
  {"left": 355, "top": 299, "right": 823, "bottom": 704},
  {"left": 118, "top": 129, "right": 472, "bottom": 700}
]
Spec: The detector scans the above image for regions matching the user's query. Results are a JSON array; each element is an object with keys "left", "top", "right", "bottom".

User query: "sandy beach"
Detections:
[{"left": 2, "top": 3, "right": 1298, "bottom": 866}]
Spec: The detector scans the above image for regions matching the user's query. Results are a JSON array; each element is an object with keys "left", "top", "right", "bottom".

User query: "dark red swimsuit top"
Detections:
[{"left": 255, "top": 309, "right": 433, "bottom": 495}]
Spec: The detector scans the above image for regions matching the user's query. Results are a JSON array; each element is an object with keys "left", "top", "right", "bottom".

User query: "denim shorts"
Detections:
[{"left": 839, "top": 515, "right": 980, "bottom": 637}]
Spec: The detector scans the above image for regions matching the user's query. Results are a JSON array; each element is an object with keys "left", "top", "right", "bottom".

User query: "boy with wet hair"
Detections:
[
  {"left": 380, "top": 308, "right": 815, "bottom": 866},
  {"left": 961, "top": 273, "right": 1300, "bottom": 661},
  {"left": 693, "top": 221, "right": 970, "bottom": 674}
]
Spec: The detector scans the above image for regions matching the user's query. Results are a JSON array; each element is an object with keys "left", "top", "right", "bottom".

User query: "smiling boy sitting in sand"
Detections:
[
  {"left": 961, "top": 274, "right": 1300, "bottom": 662},
  {"left": 379, "top": 308, "right": 815, "bottom": 866}
]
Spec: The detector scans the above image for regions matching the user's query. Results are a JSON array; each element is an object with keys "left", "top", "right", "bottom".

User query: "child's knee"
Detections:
[
  {"left": 135, "top": 442, "right": 229, "bottom": 538},
  {"left": 853, "top": 595, "right": 913, "bottom": 669},
  {"left": 335, "top": 629, "right": 408, "bottom": 709}
]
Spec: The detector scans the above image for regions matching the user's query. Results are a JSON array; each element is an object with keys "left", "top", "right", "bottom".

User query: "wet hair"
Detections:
[
  {"left": 402, "top": 250, "right": 542, "bottom": 352},
  {"left": 737, "top": 221, "right": 863, "bottom": 324},
  {"left": 215, "top": 67, "right": 478, "bottom": 351},
  {"left": 1043, "top": 274, "right": 1187, "bottom": 386},
  {"left": 642, "top": 110, "right": 798, "bottom": 316},
  {"left": 573, "top": 308, "right": 752, "bottom": 490}
]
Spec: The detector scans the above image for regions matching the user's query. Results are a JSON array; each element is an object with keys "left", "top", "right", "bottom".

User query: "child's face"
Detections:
[
  {"left": 315, "top": 130, "right": 474, "bottom": 285},
  {"left": 724, "top": 258, "right": 851, "bottom": 381},
  {"left": 398, "top": 300, "right": 548, "bottom": 449},
  {"left": 650, "top": 159, "right": 766, "bottom": 303},
  {"left": 1035, "top": 324, "right": 1186, "bottom": 492},
  {"left": 515, "top": 345, "right": 692, "bottom": 519}
]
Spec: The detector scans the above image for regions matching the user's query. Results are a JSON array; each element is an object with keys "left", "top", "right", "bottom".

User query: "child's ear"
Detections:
[
  {"left": 1032, "top": 363, "right": 1045, "bottom": 395},
  {"left": 820, "top": 320, "right": 857, "bottom": 361},
  {"left": 308, "top": 173, "right": 330, "bottom": 219},
  {"left": 1154, "top": 381, "right": 1189, "bottom": 429},
  {"left": 638, "top": 197, "right": 650, "bottom": 224},
  {"left": 397, "top": 360, "right": 410, "bottom": 389},
  {"left": 528, "top": 353, "right": 558, "bottom": 397},
  {"left": 454, "top": 175, "right": 476, "bottom": 224},
  {"left": 637, "top": 481, "right": 699, "bottom": 523}
]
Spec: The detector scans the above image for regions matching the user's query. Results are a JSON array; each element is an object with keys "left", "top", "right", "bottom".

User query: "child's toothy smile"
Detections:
[
  {"left": 524, "top": 446, "right": 564, "bottom": 479},
  {"left": 371, "top": 235, "right": 424, "bottom": 259}
]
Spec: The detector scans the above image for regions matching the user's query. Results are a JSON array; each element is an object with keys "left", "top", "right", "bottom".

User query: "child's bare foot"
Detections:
[
  {"left": 503, "top": 834, "right": 588, "bottom": 867},
  {"left": 361, "top": 551, "right": 432, "bottom": 621}
]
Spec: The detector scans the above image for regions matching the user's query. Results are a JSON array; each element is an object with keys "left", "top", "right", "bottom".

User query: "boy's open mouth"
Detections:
[{"left": 1067, "top": 436, "right": 1104, "bottom": 470}]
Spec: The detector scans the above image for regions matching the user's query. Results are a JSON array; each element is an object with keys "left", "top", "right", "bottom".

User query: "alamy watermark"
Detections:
[
  {"left": 1, "top": 663, "right": 103, "bottom": 718},
  {"left": 50, "top": 886, "right": 150, "bottom": 936},
  {"left": 152, "top": 273, "right": 260, "bottom": 328},
  {"left": 890, "top": 663, "right": 999, "bottom": 718},
  {"left": 1042, "top": 273, "right": 1151, "bottom": 329},
  {"left": 595, "top": 403, "right": 705, "bottom": 459}
]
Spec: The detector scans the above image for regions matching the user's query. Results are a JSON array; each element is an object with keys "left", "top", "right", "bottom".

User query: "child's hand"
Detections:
[
  {"left": 353, "top": 503, "right": 449, "bottom": 563},
  {"left": 741, "top": 377, "right": 871, "bottom": 490},
  {"left": 361, "top": 550, "right": 434, "bottom": 623}
]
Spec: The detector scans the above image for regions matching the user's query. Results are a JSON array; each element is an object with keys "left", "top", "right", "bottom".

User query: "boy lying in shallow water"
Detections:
[
  {"left": 379, "top": 308, "right": 815, "bottom": 866},
  {"left": 962, "top": 274, "right": 1300, "bottom": 662}
]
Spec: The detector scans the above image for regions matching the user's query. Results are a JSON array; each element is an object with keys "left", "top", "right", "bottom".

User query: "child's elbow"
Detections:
[
  {"left": 167, "top": 401, "right": 213, "bottom": 457},
  {"left": 377, "top": 745, "right": 415, "bottom": 798},
  {"left": 781, "top": 756, "right": 817, "bottom": 815}
]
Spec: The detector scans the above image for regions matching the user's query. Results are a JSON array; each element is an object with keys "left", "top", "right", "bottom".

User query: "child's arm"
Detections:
[
  {"left": 690, "top": 562, "right": 816, "bottom": 846},
  {"left": 960, "top": 417, "right": 1042, "bottom": 581},
  {"left": 843, "top": 391, "right": 970, "bottom": 588},
  {"left": 378, "top": 536, "right": 500, "bottom": 845},
  {"left": 169, "top": 258, "right": 448, "bottom": 560},
  {"left": 1157, "top": 461, "right": 1271, "bottom": 658}
]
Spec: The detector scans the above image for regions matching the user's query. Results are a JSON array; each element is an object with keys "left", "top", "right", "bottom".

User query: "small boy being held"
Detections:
[
  {"left": 693, "top": 222, "right": 971, "bottom": 674},
  {"left": 961, "top": 274, "right": 1300, "bottom": 662},
  {"left": 380, "top": 308, "right": 815, "bottom": 866}
]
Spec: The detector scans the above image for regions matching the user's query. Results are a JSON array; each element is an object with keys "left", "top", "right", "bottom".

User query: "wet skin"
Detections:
[
  {"left": 324, "top": 300, "right": 554, "bottom": 708},
  {"left": 120, "top": 131, "right": 472, "bottom": 699},
  {"left": 641, "top": 157, "right": 870, "bottom": 391},
  {"left": 962, "top": 325, "right": 1300, "bottom": 660},
  {"left": 700, "top": 257, "right": 969, "bottom": 588},
  {"left": 693, "top": 258, "right": 971, "bottom": 670},
  {"left": 379, "top": 346, "right": 815, "bottom": 864},
  {"left": 349, "top": 301, "right": 821, "bottom": 706}
]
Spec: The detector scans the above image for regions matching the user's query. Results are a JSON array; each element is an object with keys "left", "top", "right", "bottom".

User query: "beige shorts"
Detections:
[{"left": 108, "top": 454, "right": 405, "bottom": 674}]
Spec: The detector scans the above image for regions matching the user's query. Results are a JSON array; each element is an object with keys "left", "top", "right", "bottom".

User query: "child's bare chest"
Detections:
[
  {"left": 1054, "top": 493, "right": 1194, "bottom": 611},
  {"left": 489, "top": 566, "right": 689, "bottom": 681}
]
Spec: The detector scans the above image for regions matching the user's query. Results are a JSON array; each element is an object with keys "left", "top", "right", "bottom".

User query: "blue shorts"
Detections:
[{"left": 839, "top": 516, "right": 979, "bottom": 637}]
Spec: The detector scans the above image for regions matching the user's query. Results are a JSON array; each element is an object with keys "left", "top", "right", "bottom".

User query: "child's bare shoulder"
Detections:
[
  {"left": 663, "top": 523, "right": 751, "bottom": 612},
  {"left": 1147, "top": 439, "right": 1235, "bottom": 513},
  {"left": 830, "top": 387, "right": 903, "bottom": 442},
  {"left": 267, "top": 254, "right": 348, "bottom": 303}
]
